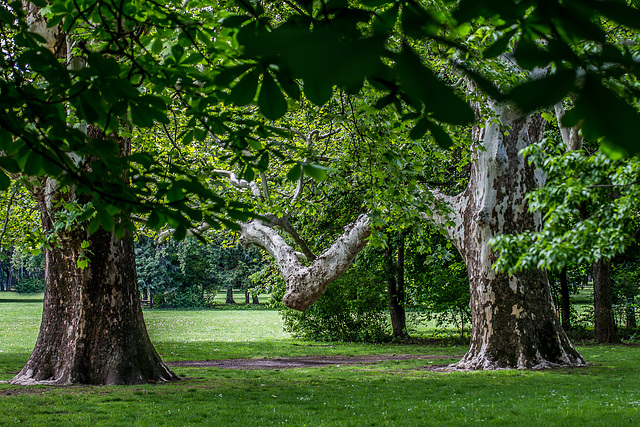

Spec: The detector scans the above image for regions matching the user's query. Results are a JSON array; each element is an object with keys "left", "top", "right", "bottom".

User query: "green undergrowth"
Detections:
[{"left": 1, "top": 294, "right": 640, "bottom": 425}]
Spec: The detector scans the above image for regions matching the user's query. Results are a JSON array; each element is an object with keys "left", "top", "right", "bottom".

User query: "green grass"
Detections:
[{"left": 1, "top": 293, "right": 640, "bottom": 425}]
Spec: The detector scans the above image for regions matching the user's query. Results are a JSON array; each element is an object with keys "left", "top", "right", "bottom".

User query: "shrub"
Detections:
[
  {"left": 15, "top": 278, "right": 45, "bottom": 294},
  {"left": 281, "top": 267, "right": 391, "bottom": 343}
]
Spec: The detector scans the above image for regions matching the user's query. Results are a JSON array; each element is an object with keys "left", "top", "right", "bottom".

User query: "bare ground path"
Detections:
[{"left": 166, "top": 354, "right": 461, "bottom": 370}]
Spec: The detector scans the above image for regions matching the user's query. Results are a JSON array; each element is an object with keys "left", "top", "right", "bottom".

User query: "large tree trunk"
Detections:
[
  {"left": 11, "top": 185, "right": 177, "bottom": 385},
  {"left": 592, "top": 259, "right": 618, "bottom": 343},
  {"left": 443, "top": 103, "right": 584, "bottom": 369}
]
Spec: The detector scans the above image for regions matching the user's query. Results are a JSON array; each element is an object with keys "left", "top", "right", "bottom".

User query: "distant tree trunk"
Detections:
[
  {"left": 245, "top": 288, "right": 250, "bottom": 304},
  {"left": 385, "top": 234, "right": 407, "bottom": 339},
  {"left": 441, "top": 103, "right": 584, "bottom": 369},
  {"left": 560, "top": 267, "right": 571, "bottom": 330},
  {"left": 226, "top": 286, "right": 236, "bottom": 304},
  {"left": 149, "top": 292, "right": 155, "bottom": 309},
  {"left": 626, "top": 303, "right": 637, "bottom": 329},
  {"left": 0, "top": 260, "right": 5, "bottom": 292},
  {"left": 252, "top": 294, "right": 259, "bottom": 304},
  {"left": 592, "top": 259, "right": 618, "bottom": 343},
  {"left": 7, "top": 260, "right": 13, "bottom": 291},
  {"left": 143, "top": 287, "right": 149, "bottom": 301}
]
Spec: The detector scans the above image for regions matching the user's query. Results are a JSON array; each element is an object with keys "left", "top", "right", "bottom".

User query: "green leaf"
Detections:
[
  {"left": 507, "top": 69, "right": 575, "bottom": 112},
  {"left": 409, "top": 118, "right": 430, "bottom": 140},
  {"left": 303, "top": 164, "right": 328, "bottom": 181},
  {"left": 77, "top": 259, "right": 89, "bottom": 270},
  {"left": 286, "top": 163, "right": 302, "bottom": 182},
  {"left": 591, "top": 1, "right": 640, "bottom": 30},
  {"left": 220, "top": 15, "right": 252, "bottom": 28},
  {"left": 426, "top": 120, "right": 453, "bottom": 149},
  {"left": 88, "top": 216, "right": 101, "bottom": 234},
  {"left": 98, "top": 210, "right": 115, "bottom": 232},
  {"left": 274, "top": 70, "right": 301, "bottom": 100},
  {"left": 303, "top": 81, "right": 333, "bottom": 106},
  {"left": 0, "top": 170, "right": 9, "bottom": 191},
  {"left": 394, "top": 46, "right": 474, "bottom": 125},
  {"left": 484, "top": 28, "right": 517, "bottom": 59},
  {"left": 215, "top": 64, "right": 254, "bottom": 86},
  {"left": 575, "top": 77, "right": 640, "bottom": 154},
  {"left": 258, "top": 72, "right": 287, "bottom": 120},
  {"left": 229, "top": 69, "right": 259, "bottom": 106}
]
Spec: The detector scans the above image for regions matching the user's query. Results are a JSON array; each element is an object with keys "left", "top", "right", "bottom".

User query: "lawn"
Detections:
[{"left": 1, "top": 293, "right": 639, "bottom": 426}]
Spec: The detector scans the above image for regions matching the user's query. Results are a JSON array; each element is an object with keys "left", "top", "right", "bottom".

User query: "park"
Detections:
[
  {"left": 1, "top": 292, "right": 640, "bottom": 425},
  {"left": 2, "top": 0, "right": 640, "bottom": 424}
]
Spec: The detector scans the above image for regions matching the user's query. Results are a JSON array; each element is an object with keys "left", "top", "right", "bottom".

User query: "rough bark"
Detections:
[
  {"left": 443, "top": 103, "right": 584, "bottom": 369},
  {"left": 239, "top": 214, "right": 371, "bottom": 311},
  {"left": 11, "top": 183, "right": 177, "bottom": 385},
  {"left": 559, "top": 268, "right": 571, "bottom": 330},
  {"left": 592, "top": 259, "right": 618, "bottom": 343}
]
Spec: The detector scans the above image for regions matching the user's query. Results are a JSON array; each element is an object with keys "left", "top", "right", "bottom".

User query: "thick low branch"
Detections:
[{"left": 239, "top": 213, "right": 371, "bottom": 311}]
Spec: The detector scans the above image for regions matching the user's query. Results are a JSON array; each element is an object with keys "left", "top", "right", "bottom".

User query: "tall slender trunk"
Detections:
[
  {"left": 385, "top": 234, "right": 407, "bottom": 339},
  {"left": 444, "top": 103, "right": 584, "bottom": 369},
  {"left": 245, "top": 288, "right": 250, "bottom": 304},
  {"left": 560, "top": 268, "right": 571, "bottom": 330},
  {"left": 592, "top": 259, "right": 618, "bottom": 343}
]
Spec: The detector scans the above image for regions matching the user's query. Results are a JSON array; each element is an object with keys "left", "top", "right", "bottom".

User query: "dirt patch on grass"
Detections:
[{"left": 166, "top": 354, "right": 460, "bottom": 370}]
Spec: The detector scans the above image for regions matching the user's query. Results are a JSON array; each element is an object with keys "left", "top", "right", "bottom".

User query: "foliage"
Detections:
[
  {"left": 492, "top": 138, "right": 640, "bottom": 273},
  {"left": 14, "top": 278, "right": 46, "bottom": 294},
  {"left": 281, "top": 258, "right": 391, "bottom": 342},
  {"left": 411, "top": 254, "right": 470, "bottom": 337},
  {"left": 2, "top": 0, "right": 639, "bottom": 243},
  {"left": 136, "top": 234, "right": 264, "bottom": 308}
]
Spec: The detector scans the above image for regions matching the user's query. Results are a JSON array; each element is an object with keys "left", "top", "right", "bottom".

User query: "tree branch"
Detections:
[{"left": 239, "top": 213, "right": 371, "bottom": 311}]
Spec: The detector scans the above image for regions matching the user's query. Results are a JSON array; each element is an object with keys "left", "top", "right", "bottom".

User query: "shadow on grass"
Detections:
[{"left": 0, "top": 298, "right": 44, "bottom": 304}]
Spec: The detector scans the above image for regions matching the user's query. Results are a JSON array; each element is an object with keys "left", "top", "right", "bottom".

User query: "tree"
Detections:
[{"left": 4, "top": 0, "right": 640, "bottom": 380}]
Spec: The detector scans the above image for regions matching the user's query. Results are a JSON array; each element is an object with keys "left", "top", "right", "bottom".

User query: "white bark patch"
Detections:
[{"left": 511, "top": 305, "right": 525, "bottom": 319}]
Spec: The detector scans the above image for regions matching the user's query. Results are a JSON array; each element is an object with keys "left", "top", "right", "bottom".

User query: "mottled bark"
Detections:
[
  {"left": 11, "top": 185, "right": 177, "bottom": 385},
  {"left": 592, "top": 260, "right": 618, "bottom": 343},
  {"left": 444, "top": 103, "right": 584, "bottom": 369},
  {"left": 239, "top": 214, "right": 371, "bottom": 311}
]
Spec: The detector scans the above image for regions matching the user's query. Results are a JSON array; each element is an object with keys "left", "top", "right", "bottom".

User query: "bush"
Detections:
[
  {"left": 281, "top": 267, "right": 391, "bottom": 343},
  {"left": 15, "top": 278, "right": 45, "bottom": 294}
]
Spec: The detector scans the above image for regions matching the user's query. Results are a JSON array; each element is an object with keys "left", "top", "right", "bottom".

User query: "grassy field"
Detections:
[{"left": 1, "top": 293, "right": 639, "bottom": 425}]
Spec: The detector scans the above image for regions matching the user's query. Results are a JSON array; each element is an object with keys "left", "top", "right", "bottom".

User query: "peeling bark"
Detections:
[
  {"left": 239, "top": 214, "right": 371, "bottom": 311},
  {"left": 445, "top": 103, "right": 584, "bottom": 369}
]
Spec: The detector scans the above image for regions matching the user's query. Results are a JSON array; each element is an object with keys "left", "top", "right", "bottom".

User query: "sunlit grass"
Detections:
[{"left": 1, "top": 293, "right": 640, "bottom": 425}]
